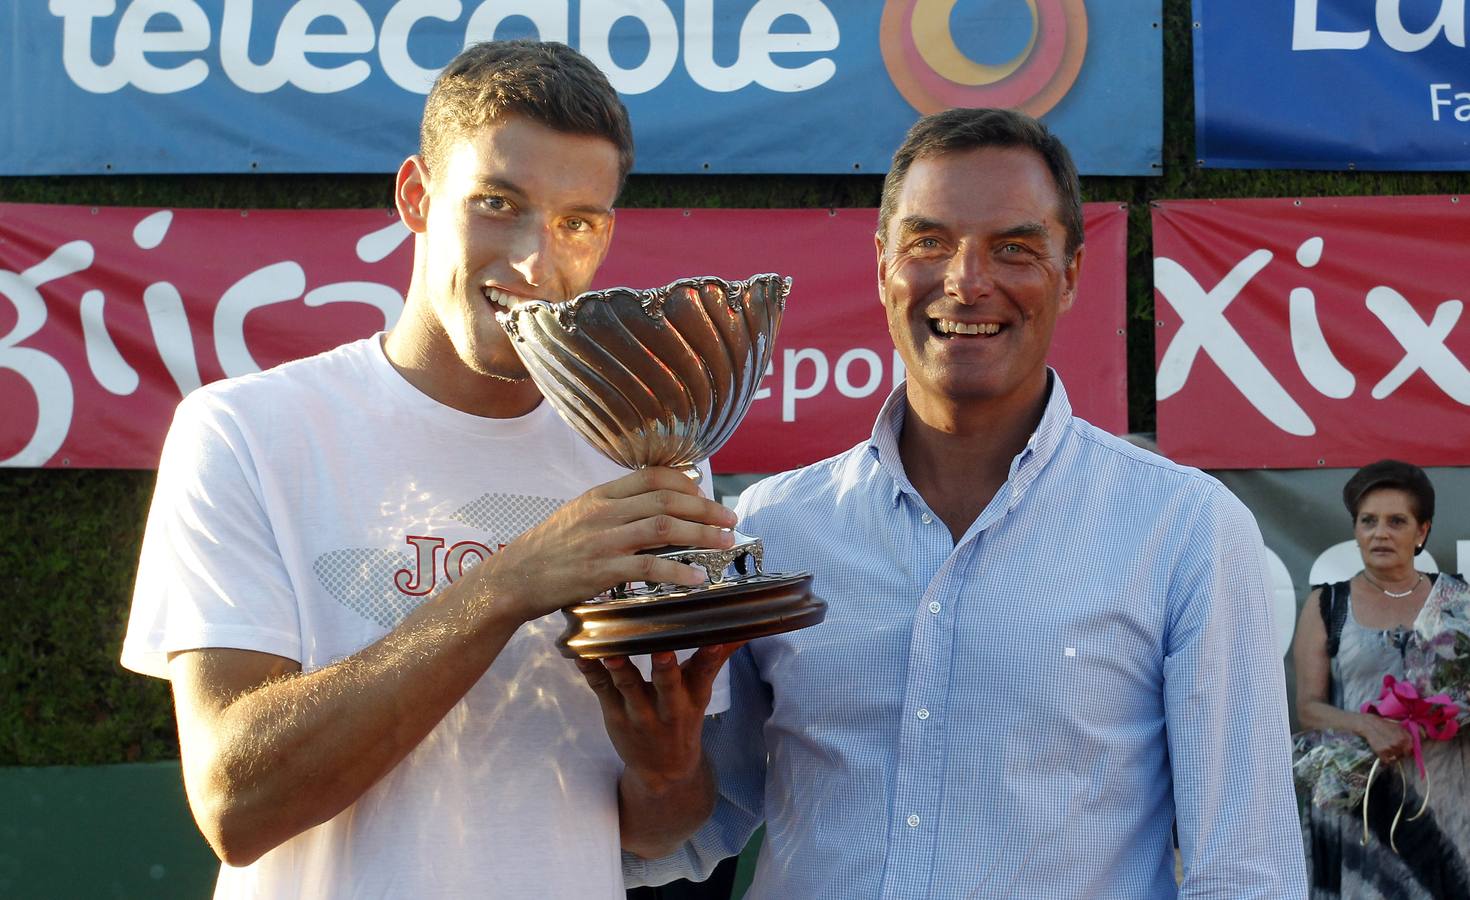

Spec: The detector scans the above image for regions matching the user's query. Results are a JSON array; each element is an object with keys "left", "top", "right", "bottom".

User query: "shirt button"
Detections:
[
  {"left": 907, "top": 814, "right": 920, "bottom": 828},
  {"left": 920, "top": 512, "right": 933, "bottom": 524},
  {"left": 928, "top": 601, "right": 941, "bottom": 614},
  {"left": 916, "top": 708, "right": 930, "bottom": 720}
]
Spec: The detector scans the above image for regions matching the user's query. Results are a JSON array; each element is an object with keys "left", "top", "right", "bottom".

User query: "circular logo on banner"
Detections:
[{"left": 880, "top": 0, "right": 1088, "bottom": 116}]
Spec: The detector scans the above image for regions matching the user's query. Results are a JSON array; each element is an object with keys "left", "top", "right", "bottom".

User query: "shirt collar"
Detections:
[
  {"left": 1008, "top": 369, "right": 1072, "bottom": 505},
  {"left": 865, "top": 369, "right": 1074, "bottom": 510},
  {"left": 867, "top": 384, "right": 914, "bottom": 508}
]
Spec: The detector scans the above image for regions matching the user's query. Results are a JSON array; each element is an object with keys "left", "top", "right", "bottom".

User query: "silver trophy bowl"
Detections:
[{"left": 498, "top": 273, "right": 824, "bottom": 658}]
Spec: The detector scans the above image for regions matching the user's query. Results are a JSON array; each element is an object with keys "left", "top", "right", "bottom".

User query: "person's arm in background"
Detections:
[
  {"left": 1292, "top": 588, "right": 1413, "bottom": 763},
  {"left": 1163, "top": 485, "right": 1308, "bottom": 899},
  {"left": 168, "top": 465, "right": 737, "bottom": 867}
]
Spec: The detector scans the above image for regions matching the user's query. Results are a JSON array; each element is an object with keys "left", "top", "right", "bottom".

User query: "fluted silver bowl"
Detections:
[{"left": 497, "top": 273, "right": 790, "bottom": 470}]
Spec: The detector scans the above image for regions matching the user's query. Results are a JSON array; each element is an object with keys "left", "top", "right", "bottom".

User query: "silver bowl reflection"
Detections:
[
  {"left": 497, "top": 273, "right": 789, "bottom": 470},
  {"left": 496, "top": 273, "right": 823, "bottom": 658}
]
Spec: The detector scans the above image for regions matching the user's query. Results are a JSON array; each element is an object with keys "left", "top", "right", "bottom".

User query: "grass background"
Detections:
[{"left": 3, "top": 0, "right": 1468, "bottom": 767}]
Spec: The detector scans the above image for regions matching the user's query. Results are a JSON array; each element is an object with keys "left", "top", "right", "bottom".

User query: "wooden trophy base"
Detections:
[{"left": 556, "top": 572, "right": 824, "bottom": 658}]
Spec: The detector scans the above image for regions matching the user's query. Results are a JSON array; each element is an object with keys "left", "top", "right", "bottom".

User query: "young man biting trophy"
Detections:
[{"left": 123, "top": 40, "right": 740, "bottom": 899}]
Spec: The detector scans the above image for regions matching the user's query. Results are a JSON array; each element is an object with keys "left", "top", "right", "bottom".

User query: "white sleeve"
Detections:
[{"left": 120, "top": 390, "right": 302, "bottom": 679}]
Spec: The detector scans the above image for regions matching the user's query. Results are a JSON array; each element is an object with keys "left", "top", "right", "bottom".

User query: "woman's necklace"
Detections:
[{"left": 1362, "top": 569, "right": 1425, "bottom": 598}]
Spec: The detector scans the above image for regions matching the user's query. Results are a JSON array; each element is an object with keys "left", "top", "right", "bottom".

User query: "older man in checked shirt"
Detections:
[{"left": 617, "top": 109, "right": 1307, "bottom": 898}]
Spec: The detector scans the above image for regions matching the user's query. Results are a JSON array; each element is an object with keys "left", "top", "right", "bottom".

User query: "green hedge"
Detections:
[
  {"left": 2, "top": 0, "right": 1465, "bottom": 766},
  {"left": 0, "top": 470, "right": 167, "bottom": 764}
]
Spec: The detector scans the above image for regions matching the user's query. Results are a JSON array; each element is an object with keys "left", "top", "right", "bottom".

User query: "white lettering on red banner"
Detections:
[
  {"left": 1152, "top": 196, "right": 1470, "bottom": 468},
  {"left": 1, "top": 204, "right": 1127, "bottom": 472}
]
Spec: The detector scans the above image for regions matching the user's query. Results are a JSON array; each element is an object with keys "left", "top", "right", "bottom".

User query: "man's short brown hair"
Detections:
[
  {"left": 420, "top": 40, "right": 634, "bottom": 192},
  {"left": 877, "top": 107, "right": 1083, "bottom": 263}
]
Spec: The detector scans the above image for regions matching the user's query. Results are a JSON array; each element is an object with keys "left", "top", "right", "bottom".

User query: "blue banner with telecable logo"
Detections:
[
  {"left": 1, "top": 1, "right": 1159, "bottom": 176},
  {"left": 1193, "top": 0, "right": 1470, "bottom": 170}
]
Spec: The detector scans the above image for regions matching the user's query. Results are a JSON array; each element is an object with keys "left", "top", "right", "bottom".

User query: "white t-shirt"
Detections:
[{"left": 122, "top": 335, "right": 725, "bottom": 899}]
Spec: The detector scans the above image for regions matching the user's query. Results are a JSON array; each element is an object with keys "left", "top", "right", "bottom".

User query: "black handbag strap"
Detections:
[
  {"left": 1318, "top": 580, "right": 1351, "bottom": 658},
  {"left": 1319, "top": 572, "right": 1464, "bottom": 657}
]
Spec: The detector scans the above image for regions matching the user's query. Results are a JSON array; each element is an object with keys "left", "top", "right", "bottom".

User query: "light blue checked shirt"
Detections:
[{"left": 626, "top": 375, "right": 1306, "bottom": 899}]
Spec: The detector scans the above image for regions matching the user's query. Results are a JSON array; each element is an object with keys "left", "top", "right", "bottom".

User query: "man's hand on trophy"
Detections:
[
  {"left": 576, "top": 643, "right": 744, "bottom": 797},
  {"left": 482, "top": 466, "right": 738, "bottom": 623}
]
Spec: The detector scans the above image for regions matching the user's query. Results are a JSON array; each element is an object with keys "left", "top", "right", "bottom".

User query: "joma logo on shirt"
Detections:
[{"left": 393, "top": 535, "right": 507, "bottom": 596}]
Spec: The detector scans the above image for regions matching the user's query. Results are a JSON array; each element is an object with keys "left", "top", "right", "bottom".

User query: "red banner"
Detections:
[
  {"left": 0, "top": 203, "right": 1126, "bottom": 473},
  {"left": 1153, "top": 196, "right": 1470, "bottom": 469}
]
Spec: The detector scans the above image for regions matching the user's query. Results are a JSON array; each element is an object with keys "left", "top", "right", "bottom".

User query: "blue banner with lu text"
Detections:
[
  {"left": 2, "top": 1, "right": 1159, "bottom": 175},
  {"left": 1193, "top": 0, "right": 1470, "bottom": 170}
]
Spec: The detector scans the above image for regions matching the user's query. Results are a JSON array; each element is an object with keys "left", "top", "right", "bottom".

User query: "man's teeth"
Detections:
[
  {"left": 485, "top": 287, "right": 523, "bottom": 308},
  {"left": 935, "top": 319, "right": 1000, "bottom": 335}
]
